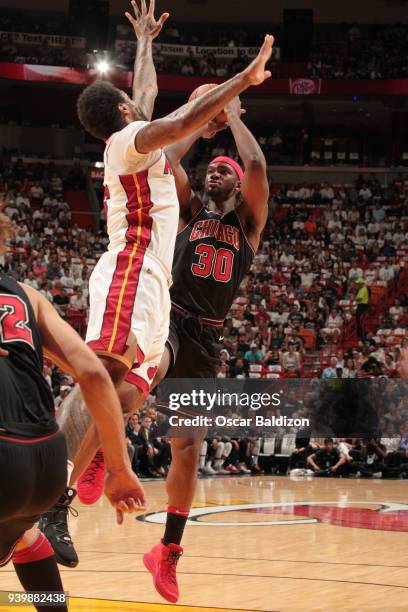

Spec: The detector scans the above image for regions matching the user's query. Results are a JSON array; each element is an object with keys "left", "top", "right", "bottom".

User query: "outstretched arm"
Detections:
[
  {"left": 125, "top": 0, "right": 169, "bottom": 121},
  {"left": 136, "top": 35, "right": 274, "bottom": 154},
  {"left": 224, "top": 98, "right": 269, "bottom": 245}
]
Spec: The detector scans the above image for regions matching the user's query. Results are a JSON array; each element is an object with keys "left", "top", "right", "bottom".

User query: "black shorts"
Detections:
[
  {"left": 166, "top": 308, "right": 223, "bottom": 379},
  {"left": 0, "top": 430, "right": 67, "bottom": 566}
]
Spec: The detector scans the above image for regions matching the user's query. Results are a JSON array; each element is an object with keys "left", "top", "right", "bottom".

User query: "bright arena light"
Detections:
[{"left": 96, "top": 60, "right": 110, "bottom": 74}]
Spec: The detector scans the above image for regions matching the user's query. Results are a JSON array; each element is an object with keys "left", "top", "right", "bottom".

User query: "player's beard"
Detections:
[{"left": 206, "top": 186, "right": 222, "bottom": 198}]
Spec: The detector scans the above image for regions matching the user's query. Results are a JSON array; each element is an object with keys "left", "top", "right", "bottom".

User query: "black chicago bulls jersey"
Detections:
[
  {"left": 0, "top": 275, "right": 56, "bottom": 438},
  {"left": 170, "top": 207, "right": 254, "bottom": 320}
]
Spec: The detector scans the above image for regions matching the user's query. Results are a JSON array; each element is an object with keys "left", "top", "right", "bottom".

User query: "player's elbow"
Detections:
[
  {"left": 167, "top": 118, "right": 191, "bottom": 142},
  {"left": 247, "top": 155, "right": 266, "bottom": 171}
]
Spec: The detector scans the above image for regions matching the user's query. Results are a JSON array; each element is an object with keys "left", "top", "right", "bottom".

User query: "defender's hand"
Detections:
[
  {"left": 125, "top": 0, "right": 170, "bottom": 41},
  {"left": 104, "top": 469, "right": 147, "bottom": 524},
  {"left": 243, "top": 35, "right": 274, "bottom": 85},
  {"left": 224, "top": 96, "right": 244, "bottom": 118},
  {"left": 202, "top": 120, "right": 228, "bottom": 139}
]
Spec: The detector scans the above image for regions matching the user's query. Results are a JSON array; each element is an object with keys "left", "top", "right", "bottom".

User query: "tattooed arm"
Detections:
[{"left": 125, "top": 0, "right": 169, "bottom": 121}]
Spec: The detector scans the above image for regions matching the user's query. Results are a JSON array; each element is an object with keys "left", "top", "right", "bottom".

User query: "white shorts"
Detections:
[{"left": 86, "top": 248, "right": 171, "bottom": 396}]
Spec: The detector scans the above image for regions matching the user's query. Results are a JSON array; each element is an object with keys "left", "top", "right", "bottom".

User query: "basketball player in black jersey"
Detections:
[
  {"left": 0, "top": 213, "right": 145, "bottom": 610},
  {"left": 68, "top": 96, "right": 269, "bottom": 601},
  {"left": 141, "top": 95, "right": 269, "bottom": 603}
]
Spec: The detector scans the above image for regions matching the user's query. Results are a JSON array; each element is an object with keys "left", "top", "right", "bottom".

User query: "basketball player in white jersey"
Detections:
[
  {"left": 75, "top": 13, "right": 273, "bottom": 468},
  {"left": 39, "top": 0, "right": 273, "bottom": 567}
]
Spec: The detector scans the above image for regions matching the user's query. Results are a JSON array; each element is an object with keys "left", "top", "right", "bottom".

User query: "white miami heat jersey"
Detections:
[{"left": 103, "top": 120, "right": 179, "bottom": 278}]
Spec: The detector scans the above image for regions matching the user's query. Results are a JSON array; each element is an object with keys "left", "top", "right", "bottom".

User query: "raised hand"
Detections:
[
  {"left": 125, "top": 0, "right": 169, "bottom": 40},
  {"left": 244, "top": 34, "right": 274, "bottom": 86}
]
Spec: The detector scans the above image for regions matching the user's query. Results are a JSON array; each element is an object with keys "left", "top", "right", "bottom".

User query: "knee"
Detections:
[
  {"left": 174, "top": 439, "right": 202, "bottom": 466},
  {"left": 223, "top": 441, "right": 232, "bottom": 456},
  {"left": 215, "top": 441, "right": 225, "bottom": 457},
  {"left": 118, "top": 384, "right": 145, "bottom": 416}
]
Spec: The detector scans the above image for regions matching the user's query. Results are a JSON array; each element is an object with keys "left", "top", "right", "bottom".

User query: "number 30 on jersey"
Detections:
[{"left": 191, "top": 244, "right": 234, "bottom": 283}]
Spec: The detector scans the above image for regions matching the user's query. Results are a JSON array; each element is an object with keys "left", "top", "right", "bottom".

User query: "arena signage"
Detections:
[
  {"left": 1, "top": 62, "right": 408, "bottom": 96},
  {"left": 115, "top": 39, "right": 281, "bottom": 60},
  {"left": 0, "top": 31, "right": 86, "bottom": 49},
  {"left": 289, "top": 78, "right": 322, "bottom": 95}
]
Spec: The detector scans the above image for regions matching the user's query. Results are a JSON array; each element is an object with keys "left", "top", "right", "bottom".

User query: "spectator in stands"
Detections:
[
  {"left": 281, "top": 341, "right": 302, "bottom": 377},
  {"left": 321, "top": 308, "right": 343, "bottom": 344},
  {"left": 255, "top": 303, "right": 270, "bottom": 326},
  {"left": 379, "top": 261, "right": 395, "bottom": 284},
  {"left": 321, "top": 357, "right": 338, "bottom": 379},
  {"left": 51, "top": 281, "right": 69, "bottom": 317},
  {"left": 350, "top": 436, "right": 388, "bottom": 478},
  {"left": 355, "top": 278, "right": 370, "bottom": 338},
  {"left": 342, "top": 357, "right": 357, "bottom": 378},
  {"left": 69, "top": 287, "right": 87, "bottom": 310},
  {"left": 307, "top": 439, "right": 346, "bottom": 476},
  {"left": 245, "top": 343, "right": 264, "bottom": 365},
  {"left": 125, "top": 414, "right": 143, "bottom": 475},
  {"left": 135, "top": 415, "right": 162, "bottom": 478},
  {"left": 24, "top": 270, "right": 39, "bottom": 289}
]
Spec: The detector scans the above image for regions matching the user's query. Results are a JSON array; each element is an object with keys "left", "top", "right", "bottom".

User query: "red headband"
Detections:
[{"left": 209, "top": 156, "right": 244, "bottom": 182}]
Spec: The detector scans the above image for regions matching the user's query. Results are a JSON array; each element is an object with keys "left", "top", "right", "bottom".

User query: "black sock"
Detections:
[
  {"left": 14, "top": 556, "right": 67, "bottom": 612},
  {"left": 13, "top": 533, "right": 67, "bottom": 612},
  {"left": 163, "top": 506, "right": 189, "bottom": 546}
]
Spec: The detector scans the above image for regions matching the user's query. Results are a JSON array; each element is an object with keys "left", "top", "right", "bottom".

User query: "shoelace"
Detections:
[
  {"left": 162, "top": 551, "right": 182, "bottom": 585},
  {"left": 82, "top": 453, "right": 105, "bottom": 485},
  {"left": 46, "top": 504, "right": 78, "bottom": 544}
]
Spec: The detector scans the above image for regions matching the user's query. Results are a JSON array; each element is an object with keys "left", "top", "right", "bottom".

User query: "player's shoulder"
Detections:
[
  {"left": 109, "top": 120, "right": 149, "bottom": 143},
  {"left": 105, "top": 120, "right": 155, "bottom": 170}
]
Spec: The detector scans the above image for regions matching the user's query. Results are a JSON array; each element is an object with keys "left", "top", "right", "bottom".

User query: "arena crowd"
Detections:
[{"left": 1, "top": 151, "right": 408, "bottom": 479}]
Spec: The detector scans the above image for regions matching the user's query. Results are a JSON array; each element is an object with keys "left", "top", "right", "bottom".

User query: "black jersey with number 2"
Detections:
[
  {"left": 170, "top": 207, "right": 254, "bottom": 320},
  {"left": 0, "top": 275, "right": 56, "bottom": 438}
]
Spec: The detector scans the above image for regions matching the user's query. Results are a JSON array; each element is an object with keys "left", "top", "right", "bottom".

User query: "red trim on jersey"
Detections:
[
  {"left": 171, "top": 302, "right": 224, "bottom": 327},
  {"left": 90, "top": 171, "right": 153, "bottom": 357},
  {"left": 13, "top": 532, "right": 53, "bottom": 565},
  {"left": 233, "top": 207, "right": 257, "bottom": 255},
  {"left": 0, "top": 429, "right": 61, "bottom": 444},
  {"left": 124, "top": 371, "right": 150, "bottom": 397}
]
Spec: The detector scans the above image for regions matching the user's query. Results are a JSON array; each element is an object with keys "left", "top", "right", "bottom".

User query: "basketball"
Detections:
[{"left": 189, "top": 83, "right": 228, "bottom": 124}]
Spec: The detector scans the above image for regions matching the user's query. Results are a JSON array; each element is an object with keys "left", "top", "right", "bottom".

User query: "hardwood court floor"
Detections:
[{"left": 1, "top": 476, "right": 408, "bottom": 611}]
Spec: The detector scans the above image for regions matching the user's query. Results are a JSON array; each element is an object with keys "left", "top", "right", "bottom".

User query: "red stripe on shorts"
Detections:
[
  {"left": 90, "top": 171, "right": 153, "bottom": 357},
  {"left": 125, "top": 371, "right": 150, "bottom": 397}
]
